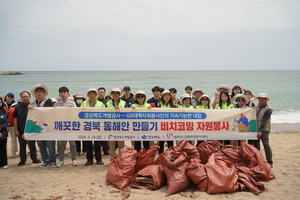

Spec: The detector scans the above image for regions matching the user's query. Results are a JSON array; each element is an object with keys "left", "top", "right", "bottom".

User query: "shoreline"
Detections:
[{"left": 270, "top": 123, "right": 300, "bottom": 133}]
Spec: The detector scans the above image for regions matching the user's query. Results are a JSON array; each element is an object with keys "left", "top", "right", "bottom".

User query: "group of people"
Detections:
[{"left": 0, "top": 84, "right": 273, "bottom": 169}]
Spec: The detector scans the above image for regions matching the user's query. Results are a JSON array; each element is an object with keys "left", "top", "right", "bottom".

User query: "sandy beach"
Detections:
[{"left": 1, "top": 132, "right": 300, "bottom": 200}]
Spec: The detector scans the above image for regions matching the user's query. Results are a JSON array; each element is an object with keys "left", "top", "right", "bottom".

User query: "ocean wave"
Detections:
[{"left": 272, "top": 109, "right": 300, "bottom": 123}]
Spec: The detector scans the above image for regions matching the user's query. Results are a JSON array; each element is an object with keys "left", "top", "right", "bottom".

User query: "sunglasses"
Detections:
[
  {"left": 237, "top": 98, "right": 245, "bottom": 102},
  {"left": 136, "top": 95, "right": 145, "bottom": 98},
  {"left": 201, "top": 98, "right": 209, "bottom": 101}
]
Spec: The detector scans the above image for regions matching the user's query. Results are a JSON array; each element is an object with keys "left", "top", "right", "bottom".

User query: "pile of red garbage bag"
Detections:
[{"left": 106, "top": 140, "right": 275, "bottom": 196}]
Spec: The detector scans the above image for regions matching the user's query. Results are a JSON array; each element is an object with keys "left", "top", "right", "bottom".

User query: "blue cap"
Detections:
[{"left": 6, "top": 93, "right": 14, "bottom": 98}]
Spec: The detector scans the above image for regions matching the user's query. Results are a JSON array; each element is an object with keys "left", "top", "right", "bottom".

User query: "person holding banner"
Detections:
[
  {"left": 131, "top": 90, "right": 151, "bottom": 152},
  {"left": 29, "top": 84, "right": 56, "bottom": 168},
  {"left": 249, "top": 93, "right": 273, "bottom": 168},
  {"left": 107, "top": 88, "right": 126, "bottom": 161},
  {"left": 158, "top": 90, "right": 176, "bottom": 154},
  {"left": 147, "top": 86, "right": 161, "bottom": 107},
  {"left": 54, "top": 86, "right": 78, "bottom": 168},
  {"left": 215, "top": 91, "right": 233, "bottom": 147},
  {"left": 13, "top": 91, "right": 41, "bottom": 166},
  {"left": 195, "top": 94, "right": 212, "bottom": 147},
  {"left": 81, "top": 88, "right": 105, "bottom": 166},
  {"left": 179, "top": 94, "right": 194, "bottom": 109}
]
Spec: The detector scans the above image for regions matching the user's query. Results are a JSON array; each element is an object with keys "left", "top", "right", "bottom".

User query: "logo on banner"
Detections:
[
  {"left": 108, "top": 135, "right": 113, "bottom": 139},
  {"left": 142, "top": 135, "right": 147, "bottom": 139},
  {"left": 166, "top": 133, "right": 174, "bottom": 139}
]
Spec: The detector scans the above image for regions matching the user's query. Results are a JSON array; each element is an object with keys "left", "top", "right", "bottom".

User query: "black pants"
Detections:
[
  {"left": 134, "top": 141, "right": 150, "bottom": 152},
  {"left": 18, "top": 135, "right": 38, "bottom": 163},
  {"left": 100, "top": 141, "right": 110, "bottom": 153},
  {"left": 0, "top": 138, "right": 8, "bottom": 166},
  {"left": 248, "top": 131, "right": 273, "bottom": 165},
  {"left": 75, "top": 141, "right": 86, "bottom": 152},
  {"left": 158, "top": 141, "right": 173, "bottom": 154},
  {"left": 84, "top": 141, "right": 102, "bottom": 162}
]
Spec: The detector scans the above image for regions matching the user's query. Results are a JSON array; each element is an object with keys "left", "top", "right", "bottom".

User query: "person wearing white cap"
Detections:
[
  {"left": 248, "top": 93, "right": 273, "bottom": 168},
  {"left": 212, "top": 85, "right": 232, "bottom": 109},
  {"left": 131, "top": 91, "right": 151, "bottom": 152},
  {"left": 179, "top": 94, "right": 194, "bottom": 109},
  {"left": 158, "top": 90, "right": 176, "bottom": 154},
  {"left": 29, "top": 84, "right": 56, "bottom": 168},
  {"left": 233, "top": 94, "right": 251, "bottom": 108},
  {"left": 106, "top": 88, "right": 126, "bottom": 161},
  {"left": 81, "top": 88, "right": 105, "bottom": 166},
  {"left": 191, "top": 89, "right": 204, "bottom": 108},
  {"left": 196, "top": 94, "right": 212, "bottom": 109}
]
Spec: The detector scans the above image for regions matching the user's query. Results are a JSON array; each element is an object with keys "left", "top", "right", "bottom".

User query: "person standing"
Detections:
[
  {"left": 191, "top": 89, "right": 204, "bottom": 108},
  {"left": 3, "top": 93, "right": 18, "bottom": 157},
  {"left": 212, "top": 85, "right": 232, "bottom": 109},
  {"left": 54, "top": 86, "right": 78, "bottom": 167},
  {"left": 107, "top": 88, "right": 126, "bottom": 161},
  {"left": 13, "top": 91, "right": 41, "bottom": 166},
  {"left": 97, "top": 87, "right": 109, "bottom": 155},
  {"left": 131, "top": 90, "right": 151, "bottom": 152},
  {"left": 121, "top": 85, "right": 135, "bottom": 108},
  {"left": 158, "top": 90, "right": 176, "bottom": 154},
  {"left": 147, "top": 86, "right": 161, "bottom": 107},
  {"left": 248, "top": 93, "right": 273, "bottom": 168},
  {"left": 0, "top": 97, "right": 9, "bottom": 169},
  {"left": 81, "top": 88, "right": 105, "bottom": 166},
  {"left": 29, "top": 84, "right": 56, "bottom": 168},
  {"left": 73, "top": 93, "right": 86, "bottom": 156}
]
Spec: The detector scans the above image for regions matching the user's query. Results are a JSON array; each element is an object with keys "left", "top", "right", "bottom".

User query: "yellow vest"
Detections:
[
  {"left": 196, "top": 105, "right": 212, "bottom": 109},
  {"left": 107, "top": 99, "right": 126, "bottom": 108},
  {"left": 179, "top": 104, "right": 194, "bottom": 109},
  {"left": 81, "top": 99, "right": 104, "bottom": 108},
  {"left": 159, "top": 103, "right": 171, "bottom": 108},
  {"left": 215, "top": 102, "right": 233, "bottom": 109},
  {"left": 132, "top": 103, "right": 150, "bottom": 108}
]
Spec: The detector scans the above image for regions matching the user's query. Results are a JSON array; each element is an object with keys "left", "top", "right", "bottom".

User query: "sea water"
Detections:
[{"left": 1, "top": 70, "right": 299, "bottom": 123}]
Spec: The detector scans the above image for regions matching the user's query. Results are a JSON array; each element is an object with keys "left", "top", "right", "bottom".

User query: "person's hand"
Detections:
[
  {"left": 131, "top": 106, "right": 136, "bottom": 109},
  {"left": 257, "top": 131, "right": 262, "bottom": 138},
  {"left": 174, "top": 104, "right": 179, "bottom": 108},
  {"left": 147, "top": 106, "right": 152, "bottom": 109},
  {"left": 0, "top": 133, "right": 3, "bottom": 138},
  {"left": 22, "top": 134, "right": 25, "bottom": 140},
  {"left": 115, "top": 106, "right": 120, "bottom": 109},
  {"left": 27, "top": 105, "right": 34, "bottom": 109},
  {"left": 15, "top": 130, "right": 20, "bottom": 137}
]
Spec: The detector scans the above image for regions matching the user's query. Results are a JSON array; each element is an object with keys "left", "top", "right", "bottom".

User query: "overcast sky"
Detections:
[{"left": 1, "top": 0, "right": 299, "bottom": 71}]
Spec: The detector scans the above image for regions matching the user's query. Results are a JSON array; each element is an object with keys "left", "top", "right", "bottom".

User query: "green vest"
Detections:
[
  {"left": 107, "top": 99, "right": 126, "bottom": 108},
  {"left": 132, "top": 103, "right": 150, "bottom": 108},
  {"left": 215, "top": 102, "right": 233, "bottom": 109},
  {"left": 81, "top": 99, "right": 104, "bottom": 108},
  {"left": 196, "top": 105, "right": 212, "bottom": 109},
  {"left": 179, "top": 104, "right": 194, "bottom": 109},
  {"left": 159, "top": 103, "right": 171, "bottom": 108}
]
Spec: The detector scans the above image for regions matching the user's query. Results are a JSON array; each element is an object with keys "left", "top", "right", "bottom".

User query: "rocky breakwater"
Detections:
[{"left": 0, "top": 71, "right": 25, "bottom": 75}]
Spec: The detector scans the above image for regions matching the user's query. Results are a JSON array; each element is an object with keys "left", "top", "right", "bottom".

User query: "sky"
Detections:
[{"left": 0, "top": 0, "right": 299, "bottom": 71}]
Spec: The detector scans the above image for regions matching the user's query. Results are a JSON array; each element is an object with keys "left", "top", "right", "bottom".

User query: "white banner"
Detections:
[{"left": 24, "top": 107, "right": 258, "bottom": 141}]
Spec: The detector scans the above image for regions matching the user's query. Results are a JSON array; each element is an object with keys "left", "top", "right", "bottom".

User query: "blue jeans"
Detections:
[
  {"left": 37, "top": 140, "right": 56, "bottom": 164},
  {"left": 57, "top": 141, "right": 77, "bottom": 161}
]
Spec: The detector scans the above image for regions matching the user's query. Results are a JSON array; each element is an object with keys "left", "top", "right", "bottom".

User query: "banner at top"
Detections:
[{"left": 24, "top": 107, "right": 258, "bottom": 141}]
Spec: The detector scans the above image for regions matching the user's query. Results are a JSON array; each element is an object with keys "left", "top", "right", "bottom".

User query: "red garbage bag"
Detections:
[
  {"left": 131, "top": 165, "right": 167, "bottom": 190},
  {"left": 173, "top": 140, "right": 200, "bottom": 161},
  {"left": 205, "top": 153, "right": 240, "bottom": 194},
  {"left": 154, "top": 148, "right": 173, "bottom": 166},
  {"left": 239, "top": 141, "right": 275, "bottom": 181},
  {"left": 160, "top": 151, "right": 190, "bottom": 196},
  {"left": 221, "top": 145, "right": 248, "bottom": 167},
  {"left": 197, "top": 141, "right": 222, "bottom": 164},
  {"left": 186, "top": 158, "right": 208, "bottom": 192},
  {"left": 106, "top": 148, "right": 138, "bottom": 189},
  {"left": 236, "top": 166, "right": 265, "bottom": 195},
  {"left": 135, "top": 143, "right": 160, "bottom": 174}
]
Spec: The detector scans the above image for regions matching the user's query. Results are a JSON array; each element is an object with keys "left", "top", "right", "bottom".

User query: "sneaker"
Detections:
[
  {"left": 40, "top": 163, "right": 49, "bottom": 168},
  {"left": 103, "top": 151, "right": 110, "bottom": 155},
  {"left": 32, "top": 159, "right": 41, "bottom": 164},
  {"left": 72, "top": 160, "right": 78, "bottom": 166},
  {"left": 84, "top": 161, "right": 93, "bottom": 166},
  {"left": 96, "top": 160, "right": 104, "bottom": 165},
  {"left": 2, "top": 165, "right": 8, "bottom": 169},
  {"left": 18, "top": 162, "right": 25, "bottom": 166},
  {"left": 50, "top": 163, "right": 56, "bottom": 168},
  {"left": 56, "top": 161, "right": 64, "bottom": 168}
]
